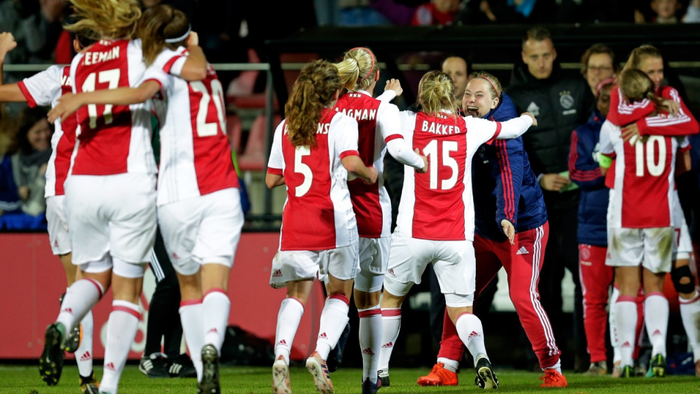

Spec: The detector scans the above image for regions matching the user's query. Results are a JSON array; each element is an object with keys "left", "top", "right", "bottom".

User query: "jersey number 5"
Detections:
[
  {"left": 635, "top": 135, "right": 666, "bottom": 177},
  {"left": 294, "top": 146, "right": 312, "bottom": 197},
  {"left": 82, "top": 69, "right": 120, "bottom": 129},
  {"left": 424, "top": 139, "right": 458, "bottom": 190}
]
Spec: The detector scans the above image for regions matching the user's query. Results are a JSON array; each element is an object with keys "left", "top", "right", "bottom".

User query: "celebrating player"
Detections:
[
  {"left": 333, "top": 46, "right": 427, "bottom": 394},
  {"left": 38, "top": 1, "right": 208, "bottom": 393},
  {"left": 377, "top": 70, "right": 536, "bottom": 389},
  {"left": 416, "top": 71, "right": 565, "bottom": 388},
  {"left": 266, "top": 59, "right": 377, "bottom": 394}
]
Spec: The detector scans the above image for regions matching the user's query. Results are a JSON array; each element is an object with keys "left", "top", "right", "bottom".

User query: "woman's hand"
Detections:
[
  {"left": 48, "top": 93, "right": 83, "bottom": 123},
  {"left": 0, "top": 32, "right": 17, "bottom": 62},
  {"left": 501, "top": 219, "right": 515, "bottom": 245},
  {"left": 384, "top": 79, "right": 403, "bottom": 97},
  {"left": 659, "top": 99, "right": 680, "bottom": 116},
  {"left": 522, "top": 112, "right": 538, "bottom": 127}
]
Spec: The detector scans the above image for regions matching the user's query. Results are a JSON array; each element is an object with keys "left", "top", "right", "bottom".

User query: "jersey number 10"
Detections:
[{"left": 634, "top": 135, "right": 666, "bottom": 177}]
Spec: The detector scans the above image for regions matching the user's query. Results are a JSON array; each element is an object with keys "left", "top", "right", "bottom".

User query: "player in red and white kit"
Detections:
[
  {"left": 377, "top": 70, "right": 535, "bottom": 389},
  {"left": 266, "top": 60, "right": 377, "bottom": 394},
  {"left": 332, "top": 46, "right": 427, "bottom": 393},
  {"left": 0, "top": 32, "right": 99, "bottom": 393},
  {"left": 38, "top": 2, "right": 209, "bottom": 393},
  {"left": 48, "top": 5, "right": 239, "bottom": 393},
  {"left": 603, "top": 45, "right": 700, "bottom": 377},
  {"left": 599, "top": 65, "right": 699, "bottom": 378}
]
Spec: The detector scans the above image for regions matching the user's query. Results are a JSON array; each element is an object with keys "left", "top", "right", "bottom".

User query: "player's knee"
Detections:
[{"left": 671, "top": 265, "right": 695, "bottom": 294}]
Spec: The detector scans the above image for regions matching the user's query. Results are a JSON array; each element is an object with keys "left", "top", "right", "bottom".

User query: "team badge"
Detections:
[{"left": 559, "top": 91, "right": 574, "bottom": 109}]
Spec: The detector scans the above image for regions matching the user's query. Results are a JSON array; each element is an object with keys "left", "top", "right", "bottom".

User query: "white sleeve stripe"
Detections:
[{"left": 617, "top": 88, "right": 653, "bottom": 114}]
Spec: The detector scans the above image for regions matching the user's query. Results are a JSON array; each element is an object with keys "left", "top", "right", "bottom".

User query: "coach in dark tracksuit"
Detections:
[
  {"left": 506, "top": 27, "right": 595, "bottom": 371},
  {"left": 432, "top": 90, "right": 564, "bottom": 376}
]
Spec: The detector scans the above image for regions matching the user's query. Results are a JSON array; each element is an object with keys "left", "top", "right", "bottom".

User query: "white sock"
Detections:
[
  {"left": 76, "top": 310, "right": 94, "bottom": 377},
  {"left": 544, "top": 359, "right": 562, "bottom": 373},
  {"left": 56, "top": 279, "right": 103, "bottom": 333},
  {"left": 614, "top": 297, "right": 637, "bottom": 367},
  {"left": 358, "top": 305, "right": 382, "bottom": 382},
  {"left": 275, "top": 298, "right": 304, "bottom": 365},
  {"left": 100, "top": 300, "right": 140, "bottom": 393},
  {"left": 314, "top": 295, "right": 350, "bottom": 361},
  {"left": 455, "top": 313, "right": 488, "bottom": 364},
  {"left": 610, "top": 286, "right": 621, "bottom": 364},
  {"left": 202, "top": 289, "right": 230, "bottom": 353},
  {"left": 680, "top": 291, "right": 700, "bottom": 362},
  {"left": 378, "top": 308, "right": 401, "bottom": 372},
  {"left": 644, "top": 293, "right": 669, "bottom": 358},
  {"left": 437, "top": 357, "right": 459, "bottom": 372},
  {"left": 179, "top": 300, "right": 204, "bottom": 380}
]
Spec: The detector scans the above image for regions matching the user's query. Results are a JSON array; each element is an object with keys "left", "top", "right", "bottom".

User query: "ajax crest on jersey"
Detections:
[{"left": 559, "top": 92, "right": 574, "bottom": 109}]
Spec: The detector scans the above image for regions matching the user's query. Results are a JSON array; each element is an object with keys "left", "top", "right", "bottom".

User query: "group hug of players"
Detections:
[{"left": 0, "top": 1, "right": 697, "bottom": 394}]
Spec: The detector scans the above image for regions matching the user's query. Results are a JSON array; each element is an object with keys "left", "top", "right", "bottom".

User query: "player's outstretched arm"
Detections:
[
  {"left": 0, "top": 32, "right": 24, "bottom": 102},
  {"left": 47, "top": 80, "right": 161, "bottom": 122},
  {"left": 178, "top": 32, "right": 207, "bottom": 81},
  {"left": 0, "top": 32, "right": 17, "bottom": 86}
]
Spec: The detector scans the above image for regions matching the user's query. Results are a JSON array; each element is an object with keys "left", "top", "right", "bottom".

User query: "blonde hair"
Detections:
[
  {"left": 335, "top": 47, "right": 378, "bottom": 92},
  {"left": 469, "top": 71, "right": 503, "bottom": 100},
  {"left": 621, "top": 45, "right": 663, "bottom": 73},
  {"left": 65, "top": 0, "right": 142, "bottom": 41},
  {"left": 138, "top": 5, "right": 190, "bottom": 65},
  {"left": 284, "top": 60, "right": 341, "bottom": 148},
  {"left": 619, "top": 68, "right": 663, "bottom": 106},
  {"left": 418, "top": 70, "right": 459, "bottom": 117}
]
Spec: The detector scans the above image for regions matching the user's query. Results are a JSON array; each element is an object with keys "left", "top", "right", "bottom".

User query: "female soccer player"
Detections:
[
  {"left": 377, "top": 70, "right": 536, "bottom": 390},
  {"left": 600, "top": 57, "right": 699, "bottom": 378},
  {"left": 48, "top": 4, "right": 241, "bottom": 393},
  {"left": 333, "top": 46, "right": 426, "bottom": 393},
  {"left": 266, "top": 59, "right": 377, "bottom": 394},
  {"left": 38, "top": 1, "right": 207, "bottom": 393},
  {"left": 416, "top": 71, "right": 565, "bottom": 388}
]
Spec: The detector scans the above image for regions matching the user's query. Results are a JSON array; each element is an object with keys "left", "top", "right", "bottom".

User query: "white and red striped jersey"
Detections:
[
  {"left": 69, "top": 39, "right": 178, "bottom": 176},
  {"left": 334, "top": 90, "right": 401, "bottom": 238},
  {"left": 267, "top": 109, "right": 360, "bottom": 251},
  {"left": 18, "top": 65, "right": 76, "bottom": 197},
  {"left": 146, "top": 47, "right": 239, "bottom": 206},
  {"left": 394, "top": 111, "right": 532, "bottom": 241},
  {"left": 599, "top": 119, "right": 680, "bottom": 228}
]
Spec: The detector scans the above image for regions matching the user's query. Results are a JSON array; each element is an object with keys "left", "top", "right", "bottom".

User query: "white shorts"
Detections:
[
  {"left": 606, "top": 227, "right": 674, "bottom": 273},
  {"left": 64, "top": 173, "right": 157, "bottom": 265},
  {"left": 672, "top": 191, "right": 692, "bottom": 260},
  {"left": 269, "top": 244, "right": 359, "bottom": 289},
  {"left": 46, "top": 195, "right": 70, "bottom": 255},
  {"left": 158, "top": 188, "right": 244, "bottom": 276},
  {"left": 383, "top": 236, "right": 474, "bottom": 299}
]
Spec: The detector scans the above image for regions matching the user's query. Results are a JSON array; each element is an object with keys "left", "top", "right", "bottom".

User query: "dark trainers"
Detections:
[
  {"left": 378, "top": 370, "right": 390, "bottom": 387},
  {"left": 169, "top": 353, "right": 197, "bottom": 378},
  {"left": 327, "top": 322, "right": 351, "bottom": 372},
  {"left": 80, "top": 371, "right": 100, "bottom": 394},
  {"left": 39, "top": 322, "right": 66, "bottom": 386},
  {"left": 139, "top": 353, "right": 170, "bottom": 378},
  {"left": 474, "top": 357, "right": 499, "bottom": 389},
  {"left": 362, "top": 376, "right": 382, "bottom": 394},
  {"left": 65, "top": 324, "right": 82, "bottom": 353},
  {"left": 198, "top": 344, "right": 220, "bottom": 394},
  {"left": 648, "top": 354, "right": 666, "bottom": 377}
]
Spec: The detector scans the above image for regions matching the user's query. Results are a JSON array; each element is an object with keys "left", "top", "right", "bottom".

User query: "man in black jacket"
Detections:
[{"left": 506, "top": 26, "right": 594, "bottom": 372}]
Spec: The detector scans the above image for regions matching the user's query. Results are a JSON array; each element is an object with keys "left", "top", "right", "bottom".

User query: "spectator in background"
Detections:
[
  {"left": 441, "top": 55, "right": 469, "bottom": 101},
  {"left": 5, "top": 106, "right": 51, "bottom": 229},
  {"left": 649, "top": 0, "right": 682, "bottom": 23},
  {"left": 684, "top": 0, "right": 700, "bottom": 21},
  {"left": 580, "top": 43, "right": 619, "bottom": 96},
  {"left": 455, "top": 0, "right": 557, "bottom": 25},
  {"left": 412, "top": 0, "right": 460, "bottom": 25},
  {"left": 506, "top": 26, "right": 594, "bottom": 372},
  {"left": 0, "top": 104, "right": 20, "bottom": 217}
]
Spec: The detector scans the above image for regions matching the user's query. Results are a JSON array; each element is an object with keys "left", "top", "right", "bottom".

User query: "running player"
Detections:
[
  {"left": 415, "top": 71, "right": 565, "bottom": 388},
  {"left": 333, "top": 46, "right": 426, "bottom": 394},
  {"left": 377, "top": 70, "right": 536, "bottom": 390},
  {"left": 37, "top": 1, "right": 208, "bottom": 393},
  {"left": 0, "top": 31, "right": 99, "bottom": 393},
  {"left": 48, "top": 5, "right": 240, "bottom": 393},
  {"left": 267, "top": 59, "right": 377, "bottom": 394}
]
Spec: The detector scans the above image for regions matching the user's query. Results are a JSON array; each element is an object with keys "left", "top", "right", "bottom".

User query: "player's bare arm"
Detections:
[
  {"left": 48, "top": 80, "right": 161, "bottom": 123},
  {"left": 178, "top": 31, "right": 208, "bottom": 81},
  {"left": 265, "top": 173, "right": 285, "bottom": 189},
  {"left": 342, "top": 155, "right": 378, "bottom": 184},
  {"left": 0, "top": 32, "right": 24, "bottom": 102}
]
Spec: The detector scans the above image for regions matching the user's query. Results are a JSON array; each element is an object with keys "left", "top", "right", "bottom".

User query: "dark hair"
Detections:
[
  {"left": 580, "top": 43, "right": 619, "bottom": 76},
  {"left": 522, "top": 26, "right": 551, "bottom": 50},
  {"left": 284, "top": 60, "right": 340, "bottom": 148},
  {"left": 138, "top": 4, "right": 190, "bottom": 65},
  {"left": 16, "top": 107, "right": 51, "bottom": 155}
]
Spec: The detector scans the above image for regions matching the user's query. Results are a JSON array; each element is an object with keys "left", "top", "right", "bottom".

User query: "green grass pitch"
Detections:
[{"left": 1, "top": 365, "right": 698, "bottom": 394}]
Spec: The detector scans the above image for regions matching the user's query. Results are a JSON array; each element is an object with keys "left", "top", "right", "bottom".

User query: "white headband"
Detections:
[{"left": 165, "top": 25, "right": 191, "bottom": 43}]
